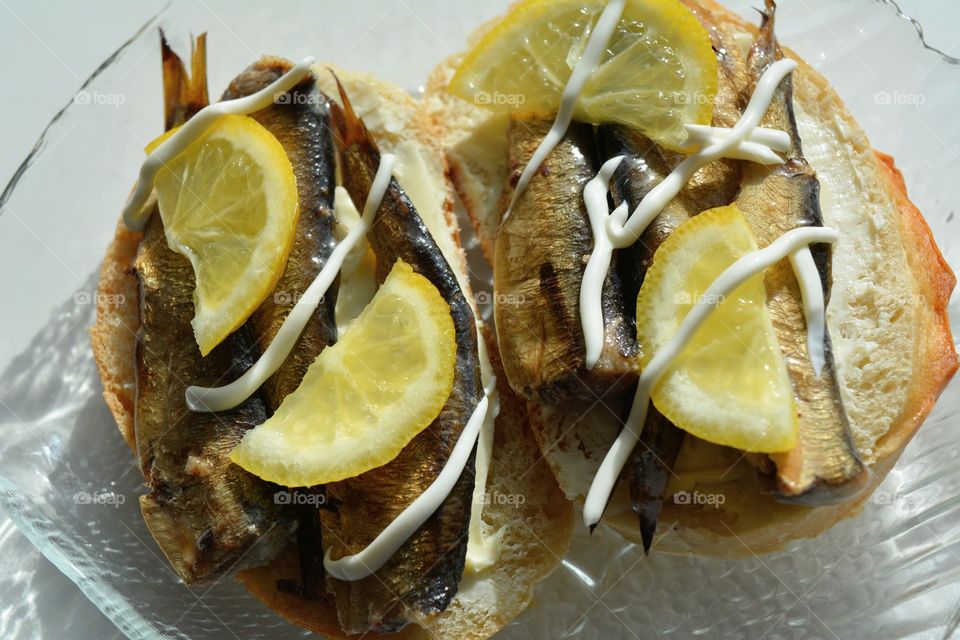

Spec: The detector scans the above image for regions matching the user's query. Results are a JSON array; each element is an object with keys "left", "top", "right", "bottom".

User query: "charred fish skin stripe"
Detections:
[
  {"left": 320, "top": 82, "right": 481, "bottom": 634},
  {"left": 221, "top": 59, "right": 339, "bottom": 413},
  {"left": 737, "top": 1, "right": 865, "bottom": 503},
  {"left": 494, "top": 116, "right": 636, "bottom": 403},
  {"left": 133, "top": 36, "right": 297, "bottom": 586}
]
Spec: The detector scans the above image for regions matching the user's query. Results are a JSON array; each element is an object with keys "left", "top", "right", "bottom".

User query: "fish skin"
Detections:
[
  {"left": 220, "top": 58, "right": 339, "bottom": 599},
  {"left": 134, "top": 35, "right": 297, "bottom": 586},
  {"left": 627, "top": 404, "right": 684, "bottom": 554},
  {"left": 221, "top": 59, "right": 339, "bottom": 414},
  {"left": 160, "top": 30, "right": 208, "bottom": 132},
  {"left": 320, "top": 79, "right": 482, "bottom": 634},
  {"left": 600, "top": 132, "right": 725, "bottom": 550},
  {"left": 495, "top": 116, "right": 637, "bottom": 403},
  {"left": 735, "top": 0, "right": 866, "bottom": 502},
  {"left": 598, "top": 7, "right": 748, "bottom": 547}
]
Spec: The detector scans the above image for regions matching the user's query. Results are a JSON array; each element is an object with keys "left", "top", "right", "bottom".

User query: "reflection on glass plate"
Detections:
[{"left": 0, "top": 1, "right": 957, "bottom": 638}]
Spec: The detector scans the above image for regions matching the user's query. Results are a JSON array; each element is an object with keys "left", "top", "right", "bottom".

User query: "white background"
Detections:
[{"left": 0, "top": 1, "right": 956, "bottom": 638}]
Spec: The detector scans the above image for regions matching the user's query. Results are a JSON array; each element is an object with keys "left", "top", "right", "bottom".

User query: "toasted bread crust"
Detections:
[
  {"left": 871, "top": 149, "right": 957, "bottom": 460},
  {"left": 91, "top": 66, "right": 571, "bottom": 639},
  {"left": 90, "top": 218, "right": 140, "bottom": 453}
]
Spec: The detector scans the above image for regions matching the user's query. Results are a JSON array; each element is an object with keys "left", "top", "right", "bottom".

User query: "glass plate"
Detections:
[{"left": 0, "top": 1, "right": 957, "bottom": 638}]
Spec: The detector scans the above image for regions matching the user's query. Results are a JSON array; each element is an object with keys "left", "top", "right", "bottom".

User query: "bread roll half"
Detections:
[
  {"left": 423, "top": 0, "right": 957, "bottom": 556},
  {"left": 92, "top": 64, "right": 572, "bottom": 638}
]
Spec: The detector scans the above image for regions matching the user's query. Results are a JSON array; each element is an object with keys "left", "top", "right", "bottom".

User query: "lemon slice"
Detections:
[
  {"left": 636, "top": 205, "right": 797, "bottom": 453},
  {"left": 449, "top": 0, "right": 717, "bottom": 149},
  {"left": 230, "top": 259, "right": 457, "bottom": 487},
  {"left": 148, "top": 114, "right": 298, "bottom": 355}
]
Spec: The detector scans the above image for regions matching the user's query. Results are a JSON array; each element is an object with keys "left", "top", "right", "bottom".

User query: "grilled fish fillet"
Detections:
[
  {"left": 734, "top": 1, "right": 866, "bottom": 502},
  {"left": 222, "top": 58, "right": 339, "bottom": 412},
  {"left": 318, "top": 79, "right": 482, "bottom": 634},
  {"left": 495, "top": 116, "right": 636, "bottom": 402},
  {"left": 134, "top": 33, "right": 296, "bottom": 587},
  {"left": 221, "top": 56, "right": 341, "bottom": 600},
  {"left": 597, "top": 3, "right": 748, "bottom": 549}
]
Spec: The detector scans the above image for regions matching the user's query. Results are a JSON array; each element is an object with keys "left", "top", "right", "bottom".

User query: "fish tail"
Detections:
[
  {"left": 758, "top": 0, "right": 777, "bottom": 47},
  {"left": 760, "top": 0, "right": 776, "bottom": 31},
  {"left": 628, "top": 407, "right": 685, "bottom": 554},
  {"left": 160, "top": 29, "right": 209, "bottom": 130},
  {"left": 327, "top": 71, "right": 378, "bottom": 154},
  {"left": 747, "top": 0, "right": 781, "bottom": 79},
  {"left": 189, "top": 33, "right": 209, "bottom": 106}
]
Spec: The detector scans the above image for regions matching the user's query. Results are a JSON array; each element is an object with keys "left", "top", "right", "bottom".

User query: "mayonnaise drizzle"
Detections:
[
  {"left": 184, "top": 154, "right": 396, "bottom": 412},
  {"left": 790, "top": 246, "right": 827, "bottom": 376},
  {"left": 325, "top": 379, "right": 497, "bottom": 581},
  {"left": 501, "top": 21, "right": 811, "bottom": 379},
  {"left": 580, "top": 156, "right": 627, "bottom": 370},
  {"left": 121, "top": 57, "right": 317, "bottom": 231},
  {"left": 579, "top": 59, "right": 828, "bottom": 383},
  {"left": 604, "top": 59, "right": 798, "bottom": 249},
  {"left": 583, "top": 226, "right": 840, "bottom": 528},
  {"left": 682, "top": 124, "right": 790, "bottom": 164},
  {"left": 466, "top": 337, "right": 504, "bottom": 573},
  {"left": 500, "top": 0, "right": 626, "bottom": 222}
]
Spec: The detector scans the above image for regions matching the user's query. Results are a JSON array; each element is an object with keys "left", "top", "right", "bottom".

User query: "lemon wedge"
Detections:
[
  {"left": 449, "top": 0, "right": 717, "bottom": 150},
  {"left": 148, "top": 114, "right": 299, "bottom": 356},
  {"left": 635, "top": 205, "right": 797, "bottom": 453},
  {"left": 230, "top": 259, "right": 457, "bottom": 487}
]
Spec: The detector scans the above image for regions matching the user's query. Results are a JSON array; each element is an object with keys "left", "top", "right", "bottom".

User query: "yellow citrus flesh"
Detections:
[
  {"left": 230, "top": 259, "right": 458, "bottom": 487},
  {"left": 148, "top": 114, "right": 299, "bottom": 355},
  {"left": 449, "top": 0, "right": 718, "bottom": 150},
  {"left": 635, "top": 205, "right": 798, "bottom": 453}
]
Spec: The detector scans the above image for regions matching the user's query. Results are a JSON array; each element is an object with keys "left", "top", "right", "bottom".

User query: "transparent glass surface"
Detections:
[{"left": 0, "top": 1, "right": 957, "bottom": 638}]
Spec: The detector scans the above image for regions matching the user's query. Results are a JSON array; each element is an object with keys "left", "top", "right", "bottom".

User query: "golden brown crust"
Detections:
[
  {"left": 90, "top": 217, "right": 141, "bottom": 453},
  {"left": 871, "top": 150, "right": 958, "bottom": 460}
]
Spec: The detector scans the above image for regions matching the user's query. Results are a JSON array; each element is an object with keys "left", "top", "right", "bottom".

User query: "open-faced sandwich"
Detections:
[
  {"left": 427, "top": 0, "right": 957, "bottom": 555},
  {"left": 91, "top": 33, "right": 572, "bottom": 638}
]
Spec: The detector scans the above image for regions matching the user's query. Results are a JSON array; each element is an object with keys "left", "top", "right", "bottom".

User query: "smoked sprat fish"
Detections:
[
  {"left": 599, "top": 4, "right": 749, "bottom": 551},
  {"left": 222, "top": 57, "right": 339, "bottom": 412},
  {"left": 495, "top": 116, "right": 636, "bottom": 402},
  {"left": 135, "top": 34, "right": 296, "bottom": 585},
  {"left": 320, "top": 78, "right": 482, "bottom": 634},
  {"left": 734, "top": 1, "right": 866, "bottom": 503},
  {"left": 221, "top": 56, "right": 340, "bottom": 599}
]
